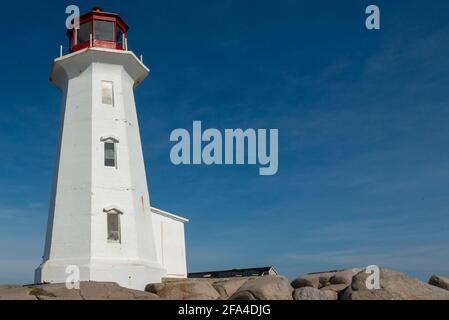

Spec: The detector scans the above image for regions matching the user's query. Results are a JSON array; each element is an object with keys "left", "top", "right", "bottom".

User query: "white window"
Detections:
[
  {"left": 101, "top": 136, "right": 119, "bottom": 168},
  {"left": 104, "top": 142, "right": 116, "bottom": 167},
  {"left": 101, "top": 81, "right": 114, "bottom": 105},
  {"left": 107, "top": 212, "right": 121, "bottom": 243}
]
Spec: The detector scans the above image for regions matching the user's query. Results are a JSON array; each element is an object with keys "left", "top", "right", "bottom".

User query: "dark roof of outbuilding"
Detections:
[{"left": 188, "top": 266, "right": 278, "bottom": 278}]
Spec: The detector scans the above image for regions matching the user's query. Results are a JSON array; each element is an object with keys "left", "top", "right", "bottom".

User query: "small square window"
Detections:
[{"left": 102, "top": 81, "right": 114, "bottom": 105}]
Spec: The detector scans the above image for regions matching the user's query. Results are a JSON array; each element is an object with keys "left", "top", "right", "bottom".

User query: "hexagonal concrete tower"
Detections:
[{"left": 35, "top": 7, "right": 188, "bottom": 290}]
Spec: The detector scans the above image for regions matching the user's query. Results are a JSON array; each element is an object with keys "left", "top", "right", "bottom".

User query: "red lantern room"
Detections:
[{"left": 67, "top": 6, "right": 129, "bottom": 53}]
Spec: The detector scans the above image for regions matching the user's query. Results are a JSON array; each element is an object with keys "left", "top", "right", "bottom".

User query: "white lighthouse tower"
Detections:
[{"left": 35, "top": 7, "right": 188, "bottom": 290}]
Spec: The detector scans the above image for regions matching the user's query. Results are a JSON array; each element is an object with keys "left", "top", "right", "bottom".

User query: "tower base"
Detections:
[{"left": 35, "top": 258, "right": 167, "bottom": 291}]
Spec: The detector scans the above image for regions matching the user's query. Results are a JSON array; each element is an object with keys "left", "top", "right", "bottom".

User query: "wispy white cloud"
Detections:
[{"left": 0, "top": 203, "right": 44, "bottom": 217}]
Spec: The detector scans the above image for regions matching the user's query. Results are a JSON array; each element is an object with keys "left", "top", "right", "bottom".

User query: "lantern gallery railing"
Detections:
[
  {"left": 58, "top": 35, "right": 143, "bottom": 63},
  {"left": 68, "top": 32, "right": 128, "bottom": 52}
]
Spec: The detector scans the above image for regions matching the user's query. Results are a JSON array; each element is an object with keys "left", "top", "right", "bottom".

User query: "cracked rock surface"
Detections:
[{"left": 21, "top": 282, "right": 159, "bottom": 300}]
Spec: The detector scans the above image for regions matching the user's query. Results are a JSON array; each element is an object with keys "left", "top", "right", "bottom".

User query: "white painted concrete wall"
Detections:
[
  {"left": 152, "top": 207, "right": 188, "bottom": 278},
  {"left": 35, "top": 48, "right": 188, "bottom": 290}
]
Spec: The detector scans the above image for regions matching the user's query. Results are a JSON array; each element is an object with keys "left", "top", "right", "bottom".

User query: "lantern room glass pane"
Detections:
[
  {"left": 77, "top": 21, "right": 92, "bottom": 44},
  {"left": 116, "top": 27, "right": 124, "bottom": 48},
  {"left": 95, "top": 20, "right": 114, "bottom": 41}
]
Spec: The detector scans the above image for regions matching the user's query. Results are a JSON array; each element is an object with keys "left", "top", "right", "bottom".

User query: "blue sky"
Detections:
[{"left": 1, "top": 0, "right": 449, "bottom": 284}]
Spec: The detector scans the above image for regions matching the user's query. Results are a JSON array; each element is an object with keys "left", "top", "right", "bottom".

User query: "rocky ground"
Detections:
[{"left": 1, "top": 267, "right": 448, "bottom": 300}]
